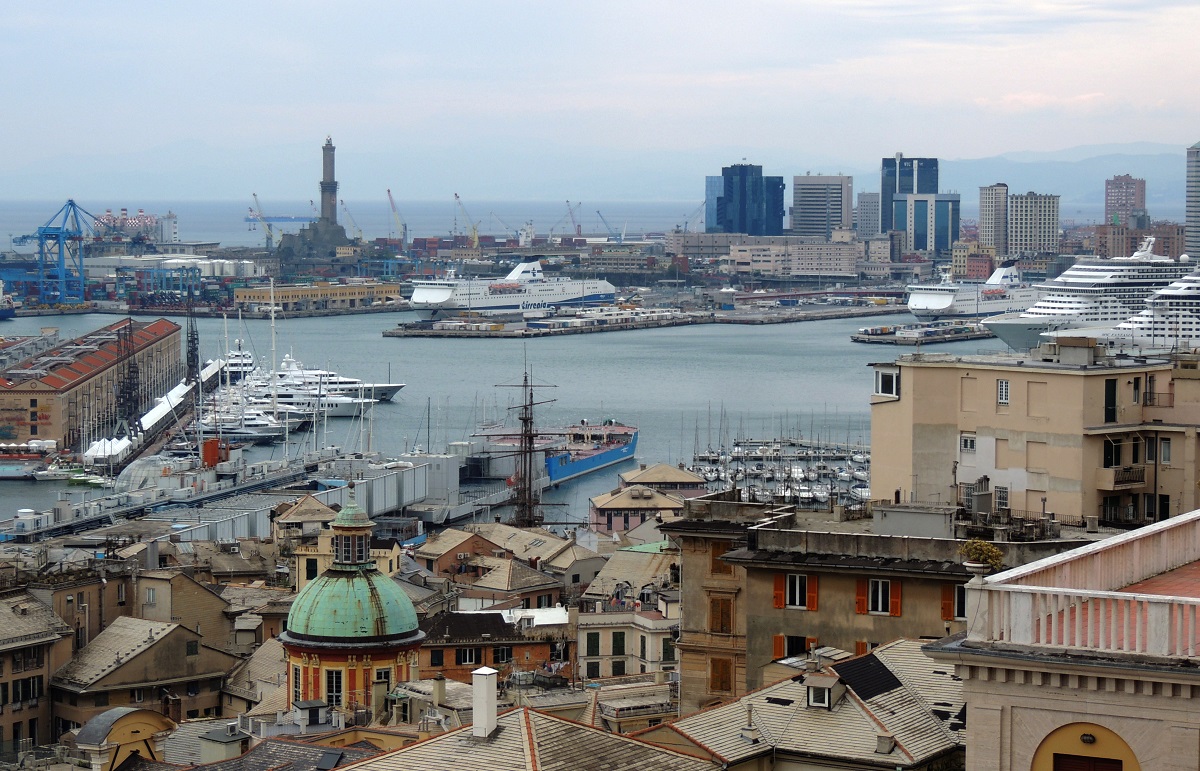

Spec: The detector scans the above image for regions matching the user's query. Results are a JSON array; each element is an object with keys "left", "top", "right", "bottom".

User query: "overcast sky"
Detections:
[{"left": 3, "top": 0, "right": 1197, "bottom": 202}]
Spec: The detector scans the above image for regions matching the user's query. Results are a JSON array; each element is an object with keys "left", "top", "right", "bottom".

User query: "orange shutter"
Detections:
[
  {"left": 773, "top": 634, "right": 785, "bottom": 659},
  {"left": 773, "top": 574, "right": 786, "bottom": 609},
  {"left": 806, "top": 636, "right": 819, "bottom": 652},
  {"left": 855, "top": 578, "right": 868, "bottom": 615},
  {"left": 941, "top": 584, "right": 955, "bottom": 621},
  {"left": 855, "top": 641, "right": 868, "bottom": 656},
  {"left": 806, "top": 574, "right": 819, "bottom": 611},
  {"left": 889, "top": 580, "right": 903, "bottom": 617}
]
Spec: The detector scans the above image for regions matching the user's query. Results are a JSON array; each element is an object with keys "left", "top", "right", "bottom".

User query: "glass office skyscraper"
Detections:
[
  {"left": 707, "top": 164, "right": 785, "bottom": 236},
  {"left": 880, "top": 153, "right": 938, "bottom": 233}
]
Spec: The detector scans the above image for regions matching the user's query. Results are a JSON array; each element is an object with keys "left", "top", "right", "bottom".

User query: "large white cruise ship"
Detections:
[
  {"left": 1090, "top": 269, "right": 1200, "bottom": 351},
  {"left": 906, "top": 262, "right": 1040, "bottom": 321},
  {"left": 981, "top": 238, "right": 1192, "bottom": 351},
  {"left": 409, "top": 259, "right": 616, "bottom": 320}
]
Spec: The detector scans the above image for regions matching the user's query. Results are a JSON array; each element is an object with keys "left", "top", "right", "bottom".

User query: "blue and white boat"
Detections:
[
  {"left": 544, "top": 419, "right": 638, "bottom": 485},
  {"left": 408, "top": 259, "right": 615, "bottom": 320}
]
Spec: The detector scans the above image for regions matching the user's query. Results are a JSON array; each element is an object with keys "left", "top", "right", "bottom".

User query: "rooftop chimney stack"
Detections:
[
  {"left": 432, "top": 672, "right": 446, "bottom": 707},
  {"left": 472, "top": 666, "right": 499, "bottom": 739}
]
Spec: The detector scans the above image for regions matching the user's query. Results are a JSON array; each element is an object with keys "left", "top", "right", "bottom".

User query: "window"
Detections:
[
  {"left": 611, "top": 660, "right": 626, "bottom": 676},
  {"left": 960, "top": 433, "right": 976, "bottom": 453},
  {"left": 94, "top": 692, "right": 108, "bottom": 707},
  {"left": 456, "top": 647, "right": 481, "bottom": 666},
  {"left": 612, "top": 631, "right": 626, "bottom": 656},
  {"left": 807, "top": 685, "right": 830, "bottom": 708},
  {"left": 429, "top": 649, "right": 444, "bottom": 667},
  {"left": 325, "top": 670, "right": 343, "bottom": 707},
  {"left": 1133, "top": 376, "right": 1142, "bottom": 404},
  {"left": 997, "top": 379, "right": 1010, "bottom": 405},
  {"left": 709, "top": 596, "right": 733, "bottom": 634},
  {"left": 1102, "top": 439, "right": 1122, "bottom": 469},
  {"left": 306, "top": 559, "right": 319, "bottom": 581},
  {"left": 709, "top": 658, "right": 732, "bottom": 693},
  {"left": 571, "top": 573, "right": 581, "bottom": 585},
  {"left": 874, "top": 368, "right": 900, "bottom": 397},
  {"left": 586, "top": 661, "right": 600, "bottom": 679},
  {"left": 585, "top": 632, "right": 600, "bottom": 657},
  {"left": 639, "top": 635, "right": 647, "bottom": 660},
  {"left": 131, "top": 688, "right": 143, "bottom": 703},
  {"left": 782, "top": 571, "right": 811, "bottom": 605},
  {"left": 710, "top": 542, "right": 733, "bottom": 575},
  {"left": 1161, "top": 438, "right": 1172, "bottom": 464},
  {"left": 536, "top": 594, "right": 553, "bottom": 609},
  {"left": 293, "top": 665, "right": 301, "bottom": 703},
  {"left": 117, "top": 583, "right": 126, "bottom": 605},
  {"left": 662, "top": 637, "right": 676, "bottom": 662},
  {"left": 868, "top": 579, "right": 892, "bottom": 615},
  {"left": 492, "top": 646, "right": 512, "bottom": 665},
  {"left": 995, "top": 486, "right": 1009, "bottom": 510},
  {"left": 786, "top": 635, "right": 807, "bottom": 657},
  {"left": 955, "top": 585, "right": 967, "bottom": 620},
  {"left": 1146, "top": 437, "right": 1157, "bottom": 462},
  {"left": 186, "top": 640, "right": 199, "bottom": 656},
  {"left": 144, "top": 588, "right": 156, "bottom": 606},
  {"left": 375, "top": 668, "right": 391, "bottom": 686},
  {"left": 1104, "top": 377, "right": 1117, "bottom": 423},
  {"left": 186, "top": 681, "right": 200, "bottom": 697}
]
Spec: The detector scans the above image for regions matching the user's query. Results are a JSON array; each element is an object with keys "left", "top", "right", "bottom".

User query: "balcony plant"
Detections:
[{"left": 958, "top": 538, "right": 1004, "bottom": 573}]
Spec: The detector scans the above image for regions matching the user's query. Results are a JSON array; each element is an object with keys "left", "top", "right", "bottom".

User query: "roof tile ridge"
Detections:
[
  {"left": 870, "top": 641, "right": 961, "bottom": 747},
  {"left": 838, "top": 687, "right": 917, "bottom": 764},
  {"left": 522, "top": 708, "right": 539, "bottom": 771}
]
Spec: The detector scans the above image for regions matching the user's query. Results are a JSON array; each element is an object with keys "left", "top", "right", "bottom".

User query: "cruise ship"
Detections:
[
  {"left": 1085, "top": 269, "right": 1200, "bottom": 351},
  {"left": 906, "top": 262, "right": 1040, "bottom": 321},
  {"left": 981, "top": 238, "right": 1192, "bottom": 351},
  {"left": 409, "top": 259, "right": 616, "bottom": 320}
]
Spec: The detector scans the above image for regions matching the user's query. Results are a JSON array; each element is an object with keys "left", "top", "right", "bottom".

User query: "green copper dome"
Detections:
[{"left": 279, "top": 485, "right": 423, "bottom": 649}]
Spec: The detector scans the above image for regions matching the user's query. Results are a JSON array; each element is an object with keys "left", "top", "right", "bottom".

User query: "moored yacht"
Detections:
[
  {"left": 247, "top": 354, "right": 404, "bottom": 402},
  {"left": 982, "top": 238, "right": 1191, "bottom": 351}
]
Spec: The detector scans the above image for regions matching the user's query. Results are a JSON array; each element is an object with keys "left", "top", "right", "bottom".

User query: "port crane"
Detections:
[
  {"left": 679, "top": 199, "right": 707, "bottom": 233},
  {"left": 566, "top": 200, "right": 582, "bottom": 236},
  {"left": 454, "top": 193, "right": 480, "bottom": 248},
  {"left": 340, "top": 199, "right": 364, "bottom": 242},
  {"left": 13, "top": 199, "right": 97, "bottom": 304},
  {"left": 386, "top": 189, "right": 408, "bottom": 250},
  {"left": 248, "top": 194, "right": 276, "bottom": 249},
  {"left": 596, "top": 210, "right": 626, "bottom": 243}
]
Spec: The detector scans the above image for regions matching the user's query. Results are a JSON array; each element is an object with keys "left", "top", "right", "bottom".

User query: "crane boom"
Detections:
[
  {"left": 340, "top": 199, "right": 363, "bottom": 241},
  {"left": 454, "top": 193, "right": 480, "bottom": 248},
  {"left": 251, "top": 194, "right": 275, "bottom": 249},
  {"left": 387, "top": 188, "right": 408, "bottom": 250},
  {"left": 566, "top": 200, "right": 582, "bottom": 236}
]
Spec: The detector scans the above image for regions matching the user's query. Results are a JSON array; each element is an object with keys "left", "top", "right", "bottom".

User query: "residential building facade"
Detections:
[
  {"left": 1105, "top": 173, "right": 1147, "bottom": 227},
  {"left": 1008, "top": 191, "right": 1061, "bottom": 255},
  {"left": 0, "top": 592, "right": 72, "bottom": 754},
  {"left": 979, "top": 183, "right": 1009, "bottom": 256},
  {"left": 855, "top": 191, "right": 881, "bottom": 238},
  {"left": 1189, "top": 141, "right": 1200, "bottom": 256}
]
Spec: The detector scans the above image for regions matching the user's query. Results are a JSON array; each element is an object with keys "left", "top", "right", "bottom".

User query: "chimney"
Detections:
[
  {"left": 471, "top": 666, "right": 499, "bottom": 739},
  {"left": 432, "top": 672, "right": 446, "bottom": 707},
  {"left": 875, "top": 733, "right": 897, "bottom": 754}
]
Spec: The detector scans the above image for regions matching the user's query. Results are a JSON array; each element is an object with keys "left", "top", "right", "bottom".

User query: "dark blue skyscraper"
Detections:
[
  {"left": 707, "top": 164, "right": 785, "bottom": 236},
  {"left": 880, "top": 153, "right": 938, "bottom": 232}
]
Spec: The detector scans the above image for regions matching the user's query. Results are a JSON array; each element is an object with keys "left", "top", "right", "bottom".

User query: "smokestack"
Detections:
[
  {"left": 320, "top": 137, "right": 338, "bottom": 224},
  {"left": 471, "top": 666, "right": 498, "bottom": 739}
]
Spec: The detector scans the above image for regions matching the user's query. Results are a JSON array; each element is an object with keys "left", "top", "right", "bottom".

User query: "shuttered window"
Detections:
[
  {"left": 709, "top": 597, "right": 733, "bottom": 634},
  {"left": 709, "top": 658, "right": 732, "bottom": 693}
]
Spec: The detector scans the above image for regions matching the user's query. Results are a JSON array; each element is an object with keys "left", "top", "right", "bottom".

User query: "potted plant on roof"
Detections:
[{"left": 959, "top": 538, "right": 1004, "bottom": 575}]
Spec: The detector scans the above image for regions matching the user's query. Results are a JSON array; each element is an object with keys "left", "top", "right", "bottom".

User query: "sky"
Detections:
[{"left": 2, "top": 1, "right": 1197, "bottom": 202}]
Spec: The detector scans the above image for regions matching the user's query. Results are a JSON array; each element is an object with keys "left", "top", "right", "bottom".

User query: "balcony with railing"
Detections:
[
  {"left": 967, "top": 509, "right": 1200, "bottom": 658},
  {"left": 1143, "top": 391, "right": 1174, "bottom": 407},
  {"left": 1096, "top": 464, "right": 1147, "bottom": 491}
]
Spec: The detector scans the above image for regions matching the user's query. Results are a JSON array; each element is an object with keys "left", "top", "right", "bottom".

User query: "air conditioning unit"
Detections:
[
  {"left": 229, "top": 546, "right": 240, "bottom": 554},
  {"left": 456, "top": 552, "right": 469, "bottom": 560}
]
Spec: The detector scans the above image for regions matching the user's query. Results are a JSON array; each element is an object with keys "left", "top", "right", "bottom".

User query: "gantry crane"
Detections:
[
  {"left": 387, "top": 189, "right": 408, "bottom": 250},
  {"left": 13, "top": 199, "right": 96, "bottom": 305},
  {"left": 249, "top": 194, "right": 276, "bottom": 249},
  {"left": 454, "top": 193, "right": 480, "bottom": 248},
  {"left": 340, "top": 199, "right": 364, "bottom": 242}
]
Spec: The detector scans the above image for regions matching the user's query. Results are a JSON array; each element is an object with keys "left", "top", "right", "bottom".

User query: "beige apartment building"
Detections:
[
  {"left": 871, "top": 338, "right": 1200, "bottom": 526},
  {"left": 722, "top": 240, "right": 861, "bottom": 280}
]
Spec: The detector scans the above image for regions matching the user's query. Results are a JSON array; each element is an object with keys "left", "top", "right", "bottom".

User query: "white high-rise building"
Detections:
[
  {"left": 979, "top": 183, "right": 1008, "bottom": 256},
  {"left": 1187, "top": 142, "right": 1200, "bottom": 256},
  {"left": 790, "top": 174, "right": 852, "bottom": 238},
  {"left": 1008, "top": 191, "right": 1060, "bottom": 255},
  {"left": 855, "top": 192, "right": 881, "bottom": 238}
]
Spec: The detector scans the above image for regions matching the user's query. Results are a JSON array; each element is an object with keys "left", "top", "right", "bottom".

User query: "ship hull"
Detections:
[{"left": 544, "top": 429, "right": 638, "bottom": 485}]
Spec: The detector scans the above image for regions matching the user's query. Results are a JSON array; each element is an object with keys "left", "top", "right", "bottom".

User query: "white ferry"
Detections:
[
  {"left": 408, "top": 259, "right": 616, "bottom": 320},
  {"left": 906, "top": 262, "right": 1041, "bottom": 322},
  {"left": 981, "top": 238, "right": 1191, "bottom": 351}
]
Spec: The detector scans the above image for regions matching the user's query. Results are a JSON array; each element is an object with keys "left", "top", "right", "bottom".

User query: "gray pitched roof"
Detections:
[
  {"left": 0, "top": 590, "right": 71, "bottom": 651},
  {"left": 350, "top": 707, "right": 713, "bottom": 771},
  {"left": 54, "top": 617, "right": 177, "bottom": 689},
  {"left": 195, "top": 737, "right": 379, "bottom": 771}
]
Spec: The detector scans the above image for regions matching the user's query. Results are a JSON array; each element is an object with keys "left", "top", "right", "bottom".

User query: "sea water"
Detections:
[{"left": 0, "top": 311, "right": 1006, "bottom": 519}]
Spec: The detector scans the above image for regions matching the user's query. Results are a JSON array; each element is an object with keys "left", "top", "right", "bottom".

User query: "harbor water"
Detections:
[{"left": 1, "top": 310, "right": 1007, "bottom": 520}]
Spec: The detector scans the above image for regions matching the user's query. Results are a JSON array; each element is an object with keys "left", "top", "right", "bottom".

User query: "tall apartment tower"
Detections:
[
  {"left": 710, "top": 164, "right": 785, "bottom": 236},
  {"left": 1188, "top": 142, "right": 1200, "bottom": 255},
  {"left": 880, "top": 153, "right": 938, "bottom": 232},
  {"left": 790, "top": 174, "right": 853, "bottom": 238},
  {"left": 855, "top": 192, "right": 881, "bottom": 238},
  {"left": 1105, "top": 174, "right": 1146, "bottom": 227},
  {"left": 1008, "top": 191, "right": 1060, "bottom": 255},
  {"left": 979, "top": 183, "right": 1009, "bottom": 255}
]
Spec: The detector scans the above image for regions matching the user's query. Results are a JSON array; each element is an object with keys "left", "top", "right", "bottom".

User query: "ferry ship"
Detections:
[
  {"left": 544, "top": 419, "right": 638, "bottom": 485},
  {"left": 906, "top": 262, "right": 1040, "bottom": 322},
  {"left": 0, "top": 280, "right": 16, "bottom": 321},
  {"left": 409, "top": 259, "right": 616, "bottom": 320},
  {"left": 981, "top": 238, "right": 1192, "bottom": 351}
]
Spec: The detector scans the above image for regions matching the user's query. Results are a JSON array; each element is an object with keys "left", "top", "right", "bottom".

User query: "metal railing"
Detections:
[{"left": 1144, "top": 391, "right": 1174, "bottom": 407}]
